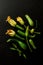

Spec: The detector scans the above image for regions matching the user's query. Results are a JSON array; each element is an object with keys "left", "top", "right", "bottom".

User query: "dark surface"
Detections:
[{"left": 0, "top": 0, "right": 43, "bottom": 64}]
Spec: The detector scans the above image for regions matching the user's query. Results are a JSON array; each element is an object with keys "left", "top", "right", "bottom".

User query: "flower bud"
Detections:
[
  {"left": 30, "top": 29, "right": 35, "bottom": 34},
  {"left": 16, "top": 16, "right": 24, "bottom": 25},
  {"left": 6, "top": 16, "right": 17, "bottom": 27},
  {"left": 5, "top": 29, "right": 16, "bottom": 37}
]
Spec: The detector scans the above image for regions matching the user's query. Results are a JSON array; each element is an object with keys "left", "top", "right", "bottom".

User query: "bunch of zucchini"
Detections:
[{"left": 5, "top": 14, "right": 40, "bottom": 59}]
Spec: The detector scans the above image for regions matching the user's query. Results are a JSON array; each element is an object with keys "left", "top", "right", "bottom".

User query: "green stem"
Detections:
[
  {"left": 10, "top": 47, "right": 16, "bottom": 50},
  {"left": 16, "top": 24, "right": 24, "bottom": 30},
  {"left": 15, "top": 34, "right": 25, "bottom": 40},
  {"left": 26, "top": 37, "right": 32, "bottom": 52},
  {"left": 23, "top": 53, "right": 27, "bottom": 59},
  {"left": 17, "top": 49, "right": 22, "bottom": 56},
  {"left": 24, "top": 25, "right": 26, "bottom": 29},
  {"left": 12, "top": 43, "right": 17, "bottom": 48},
  {"left": 34, "top": 32, "right": 40, "bottom": 34},
  {"left": 29, "top": 34, "right": 36, "bottom": 38}
]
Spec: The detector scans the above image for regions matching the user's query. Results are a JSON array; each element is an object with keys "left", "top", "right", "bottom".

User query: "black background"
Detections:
[{"left": 0, "top": 0, "right": 43, "bottom": 64}]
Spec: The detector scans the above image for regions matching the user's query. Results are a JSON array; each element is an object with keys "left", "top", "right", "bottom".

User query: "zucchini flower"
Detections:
[
  {"left": 5, "top": 29, "right": 16, "bottom": 37},
  {"left": 5, "top": 29, "right": 24, "bottom": 40},
  {"left": 6, "top": 16, "right": 24, "bottom": 30},
  {"left": 16, "top": 16, "right": 24, "bottom": 25},
  {"left": 6, "top": 16, "right": 17, "bottom": 27}
]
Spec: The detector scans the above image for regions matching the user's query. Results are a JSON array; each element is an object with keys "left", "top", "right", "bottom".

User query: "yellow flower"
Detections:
[
  {"left": 16, "top": 16, "right": 24, "bottom": 25},
  {"left": 5, "top": 29, "right": 16, "bottom": 37},
  {"left": 30, "top": 29, "right": 35, "bottom": 34},
  {"left": 6, "top": 16, "right": 17, "bottom": 27}
]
